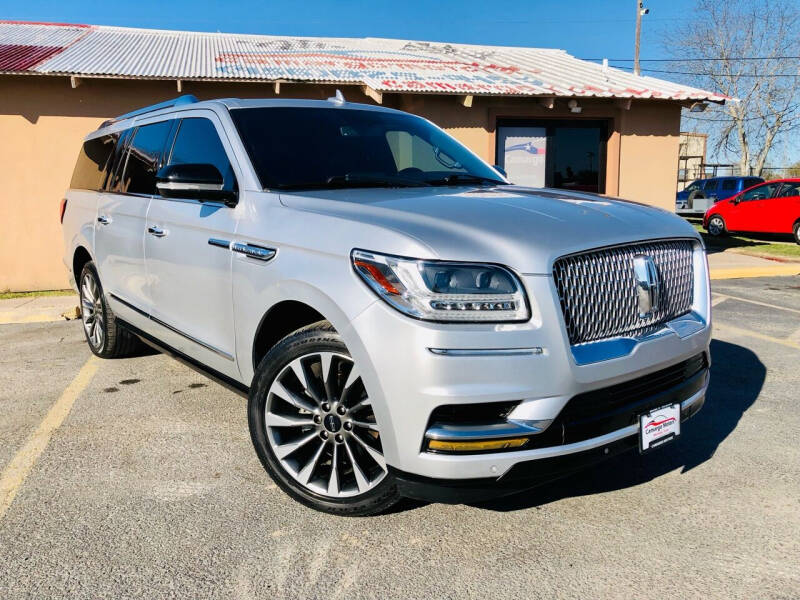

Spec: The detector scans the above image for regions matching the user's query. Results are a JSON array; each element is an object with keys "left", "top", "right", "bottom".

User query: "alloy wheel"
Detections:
[
  {"left": 708, "top": 216, "right": 724, "bottom": 236},
  {"left": 80, "top": 270, "right": 105, "bottom": 350},
  {"left": 264, "top": 352, "right": 387, "bottom": 498}
]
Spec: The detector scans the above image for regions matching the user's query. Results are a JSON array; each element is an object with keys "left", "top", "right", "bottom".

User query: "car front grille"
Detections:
[{"left": 552, "top": 239, "right": 695, "bottom": 345}]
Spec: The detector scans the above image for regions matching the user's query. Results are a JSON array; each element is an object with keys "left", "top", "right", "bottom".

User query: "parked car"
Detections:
[
  {"left": 62, "top": 95, "right": 711, "bottom": 515},
  {"left": 703, "top": 178, "right": 800, "bottom": 244},
  {"left": 676, "top": 176, "right": 763, "bottom": 216}
]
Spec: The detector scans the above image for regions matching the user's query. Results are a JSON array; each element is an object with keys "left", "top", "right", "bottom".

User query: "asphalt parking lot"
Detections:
[{"left": 1, "top": 276, "right": 799, "bottom": 599}]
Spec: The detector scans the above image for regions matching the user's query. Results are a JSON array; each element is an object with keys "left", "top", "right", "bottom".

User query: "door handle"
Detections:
[
  {"left": 147, "top": 225, "right": 167, "bottom": 237},
  {"left": 97, "top": 215, "right": 111, "bottom": 225}
]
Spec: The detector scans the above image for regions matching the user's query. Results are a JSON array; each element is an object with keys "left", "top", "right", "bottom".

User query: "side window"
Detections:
[
  {"left": 106, "top": 128, "right": 132, "bottom": 192},
  {"left": 745, "top": 178, "right": 762, "bottom": 189},
  {"left": 70, "top": 134, "right": 117, "bottom": 191},
  {"left": 741, "top": 182, "right": 780, "bottom": 201},
  {"left": 721, "top": 179, "right": 737, "bottom": 191},
  {"left": 119, "top": 121, "right": 173, "bottom": 195},
  {"left": 703, "top": 179, "right": 718, "bottom": 191},
  {"left": 166, "top": 118, "right": 236, "bottom": 191},
  {"left": 776, "top": 182, "right": 800, "bottom": 198}
]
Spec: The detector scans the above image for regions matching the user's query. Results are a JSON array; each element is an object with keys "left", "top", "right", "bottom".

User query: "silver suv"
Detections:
[{"left": 62, "top": 94, "right": 711, "bottom": 515}]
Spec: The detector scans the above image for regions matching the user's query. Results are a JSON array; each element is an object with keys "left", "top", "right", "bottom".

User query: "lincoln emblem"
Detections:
[{"left": 632, "top": 254, "right": 661, "bottom": 318}]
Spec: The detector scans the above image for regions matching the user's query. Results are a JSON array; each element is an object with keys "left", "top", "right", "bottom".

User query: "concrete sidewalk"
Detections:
[
  {"left": 0, "top": 294, "right": 79, "bottom": 325},
  {"left": 706, "top": 250, "right": 800, "bottom": 280}
]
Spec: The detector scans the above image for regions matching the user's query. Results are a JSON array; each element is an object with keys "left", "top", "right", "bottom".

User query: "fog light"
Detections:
[{"left": 427, "top": 437, "right": 529, "bottom": 452}]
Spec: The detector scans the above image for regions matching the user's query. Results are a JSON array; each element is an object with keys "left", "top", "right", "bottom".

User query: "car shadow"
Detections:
[{"left": 464, "top": 339, "right": 765, "bottom": 512}]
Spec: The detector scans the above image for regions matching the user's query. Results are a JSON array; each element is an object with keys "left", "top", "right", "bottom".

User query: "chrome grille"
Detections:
[{"left": 553, "top": 240, "right": 695, "bottom": 345}]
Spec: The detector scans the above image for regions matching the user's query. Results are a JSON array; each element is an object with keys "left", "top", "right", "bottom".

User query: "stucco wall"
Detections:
[{"left": 0, "top": 75, "right": 682, "bottom": 291}]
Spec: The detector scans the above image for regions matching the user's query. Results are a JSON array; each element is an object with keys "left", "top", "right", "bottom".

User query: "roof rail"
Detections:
[{"left": 100, "top": 95, "right": 199, "bottom": 128}]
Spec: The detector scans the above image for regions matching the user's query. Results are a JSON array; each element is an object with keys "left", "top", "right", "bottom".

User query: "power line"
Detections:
[
  {"left": 583, "top": 56, "right": 800, "bottom": 62},
  {"left": 612, "top": 66, "right": 800, "bottom": 77}
]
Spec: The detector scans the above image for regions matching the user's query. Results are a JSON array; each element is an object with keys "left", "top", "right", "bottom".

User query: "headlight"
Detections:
[{"left": 351, "top": 249, "right": 530, "bottom": 322}]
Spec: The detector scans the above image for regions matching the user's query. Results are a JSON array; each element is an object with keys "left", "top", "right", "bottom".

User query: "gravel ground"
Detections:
[{"left": 1, "top": 276, "right": 798, "bottom": 599}]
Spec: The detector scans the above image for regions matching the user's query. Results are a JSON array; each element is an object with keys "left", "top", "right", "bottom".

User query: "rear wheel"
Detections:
[
  {"left": 707, "top": 215, "right": 726, "bottom": 237},
  {"left": 248, "top": 321, "right": 400, "bottom": 516},
  {"left": 79, "top": 262, "right": 140, "bottom": 358},
  {"left": 793, "top": 221, "right": 800, "bottom": 245}
]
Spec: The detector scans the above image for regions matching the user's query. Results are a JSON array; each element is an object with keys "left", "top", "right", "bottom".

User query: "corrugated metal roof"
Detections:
[{"left": 0, "top": 20, "right": 727, "bottom": 102}]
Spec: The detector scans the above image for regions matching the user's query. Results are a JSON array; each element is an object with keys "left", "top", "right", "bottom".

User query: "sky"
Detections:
[{"left": 3, "top": 0, "right": 698, "bottom": 65}]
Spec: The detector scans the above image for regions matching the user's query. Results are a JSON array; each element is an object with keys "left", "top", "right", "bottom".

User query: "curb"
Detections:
[{"left": 710, "top": 265, "right": 800, "bottom": 280}]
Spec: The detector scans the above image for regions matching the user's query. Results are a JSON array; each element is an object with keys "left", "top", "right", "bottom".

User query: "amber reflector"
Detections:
[{"left": 427, "top": 437, "right": 529, "bottom": 452}]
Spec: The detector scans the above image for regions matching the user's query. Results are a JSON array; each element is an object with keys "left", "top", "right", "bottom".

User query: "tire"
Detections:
[
  {"left": 707, "top": 215, "right": 727, "bottom": 237},
  {"left": 248, "top": 320, "right": 400, "bottom": 516},
  {"left": 793, "top": 221, "right": 800, "bottom": 245},
  {"left": 78, "top": 261, "right": 141, "bottom": 358}
]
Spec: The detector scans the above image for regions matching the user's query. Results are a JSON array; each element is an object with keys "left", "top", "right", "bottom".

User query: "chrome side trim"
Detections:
[
  {"left": 428, "top": 347, "right": 543, "bottom": 357},
  {"left": 109, "top": 293, "right": 234, "bottom": 361},
  {"left": 571, "top": 310, "right": 707, "bottom": 365},
  {"left": 425, "top": 419, "right": 553, "bottom": 441},
  {"left": 208, "top": 238, "right": 231, "bottom": 249},
  {"left": 231, "top": 242, "right": 276, "bottom": 262}
]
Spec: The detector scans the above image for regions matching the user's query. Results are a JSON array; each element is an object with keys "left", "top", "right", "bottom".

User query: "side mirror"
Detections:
[
  {"left": 493, "top": 164, "right": 507, "bottom": 178},
  {"left": 731, "top": 195, "right": 741, "bottom": 205},
  {"left": 156, "top": 163, "right": 237, "bottom": 206}
]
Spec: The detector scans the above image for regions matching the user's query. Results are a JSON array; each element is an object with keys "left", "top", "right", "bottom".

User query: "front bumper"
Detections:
[
  {"left": 344, "top": 265, "right": 712, "bottom": 482},
  {"left": 393, "top": 380, "right": 707, "bottom": 503}
]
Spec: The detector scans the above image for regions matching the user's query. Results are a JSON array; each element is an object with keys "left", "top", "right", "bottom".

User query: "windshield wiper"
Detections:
[
  {"left": 425, "top": 173, "right": 506, "bottom": 186},
  {"left": 325, "top": 173, "right": 431, "bottom": 188}
]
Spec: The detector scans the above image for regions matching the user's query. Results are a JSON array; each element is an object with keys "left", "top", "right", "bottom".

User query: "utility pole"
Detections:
[{"left": 634, "top": 1, "right": 648, "bottom": 76}]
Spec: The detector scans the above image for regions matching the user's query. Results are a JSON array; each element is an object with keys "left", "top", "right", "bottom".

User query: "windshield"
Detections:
[
  {"left": 684, "top": 181, "right": 702, "bottom": 192},
  {"left": 230, "top": 106, "right": 506, "bottom": 190}
]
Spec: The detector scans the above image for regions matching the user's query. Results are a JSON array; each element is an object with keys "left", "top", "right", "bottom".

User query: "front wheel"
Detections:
[
  {"left": 793, "top": 222, "right": 800, "bottom": 245},
  {"left": 707, "top": 215, "right": 727, "bottom": 237},
  {"left": 248, "top": 321, "right": 400, "bottom": 516}
]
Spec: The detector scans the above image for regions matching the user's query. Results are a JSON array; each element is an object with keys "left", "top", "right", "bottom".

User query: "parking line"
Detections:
[
  {"left": 0, "top": 355, "right": 99, "bottom": 521},
  {"left": 714, "top": 322, "right": 800, "bottom": 351},
  {"left": 712, "top": 293, "right": 800, "bottom": 315}
]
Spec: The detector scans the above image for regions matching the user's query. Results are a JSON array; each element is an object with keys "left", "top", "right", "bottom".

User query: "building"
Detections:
[
  {"left": 0, "top": 20, "right": 724, "bottom": 291},
  {"left": 678, "top": 132, "right": 708, "bottom": 190}
]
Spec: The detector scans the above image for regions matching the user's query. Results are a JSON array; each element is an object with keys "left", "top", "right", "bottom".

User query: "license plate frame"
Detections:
[{"left": 639, "top": 403, "right": 681, "bottom": 453}]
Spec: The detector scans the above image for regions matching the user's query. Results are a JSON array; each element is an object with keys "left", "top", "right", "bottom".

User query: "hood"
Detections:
[{"left": 279, "top": 185, "right": 700, "bottom": 274}]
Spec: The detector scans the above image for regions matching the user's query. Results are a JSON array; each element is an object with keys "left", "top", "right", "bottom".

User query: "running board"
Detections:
[{"left": 117, "top": 318, "right": 249, "bottom": 398}]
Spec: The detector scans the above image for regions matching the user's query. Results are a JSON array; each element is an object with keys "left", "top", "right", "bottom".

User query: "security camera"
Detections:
[
  {"left": 640, "top": 7, "right": 649, "bottom": 14},
  {"left": 568, "top": 99, "right": 582, "bottom": 114}
]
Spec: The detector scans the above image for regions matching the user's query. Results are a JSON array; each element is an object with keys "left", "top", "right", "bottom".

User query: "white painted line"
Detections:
[
  {"left": 711, "top": 295, "right": 728, "bottom": 307},
  {"left": 0, "top": 355, "right": 99, "bottom": 520},
  {"left": 711, "top": 293, "right": 800, "bottom": 315}
]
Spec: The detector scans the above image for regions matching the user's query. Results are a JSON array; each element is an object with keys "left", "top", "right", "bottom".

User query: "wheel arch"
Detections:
[
  {"left": 72, "top": 246, "right": 93, "bottom": 284},
  {"left": 251, "top": 300, "right": 327, "bottom": 372}
]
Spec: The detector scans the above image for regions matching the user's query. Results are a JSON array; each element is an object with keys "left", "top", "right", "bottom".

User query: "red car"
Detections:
[{"left": 703, "top": 178, "right": 800, "bottom": 244}]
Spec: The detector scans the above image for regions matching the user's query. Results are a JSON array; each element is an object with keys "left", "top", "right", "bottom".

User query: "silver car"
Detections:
[{"left": 62, "top": 94, "right": 711, "bottom": 515}]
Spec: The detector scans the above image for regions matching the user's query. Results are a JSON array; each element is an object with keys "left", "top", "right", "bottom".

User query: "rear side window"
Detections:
[
  {"left": 721, "top": 179, "right": 737, "bottom": 191},
  {"left": 776, "top": 182, "right": 800, "bottom": 198},
  {"left": 106, "top": 128, "right": 132, "bottom": 192},
  {"left": 166, "top": 118, "right": 236, "bottom": 192},
  {"left": 119, "top": 120, "right": 173, "bottom": 195},
  {"left": 744, "top": 178, "right": 762, "bottom": 189},
  {"left": 70, "top": 135, "right": 116, "bottom": 191},
  {"left": 703, "top": 179, "right": 718, "bottom": 190}
]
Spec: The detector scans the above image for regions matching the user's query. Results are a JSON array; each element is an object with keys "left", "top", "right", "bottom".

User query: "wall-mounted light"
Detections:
[{"left": 568, "top": 99, "right": 582, "bottom": 114}]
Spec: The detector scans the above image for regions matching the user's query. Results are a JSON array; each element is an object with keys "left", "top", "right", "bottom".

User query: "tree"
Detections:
[{"left": 666, "top": 0, "right": 800, "bottom": 176}]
